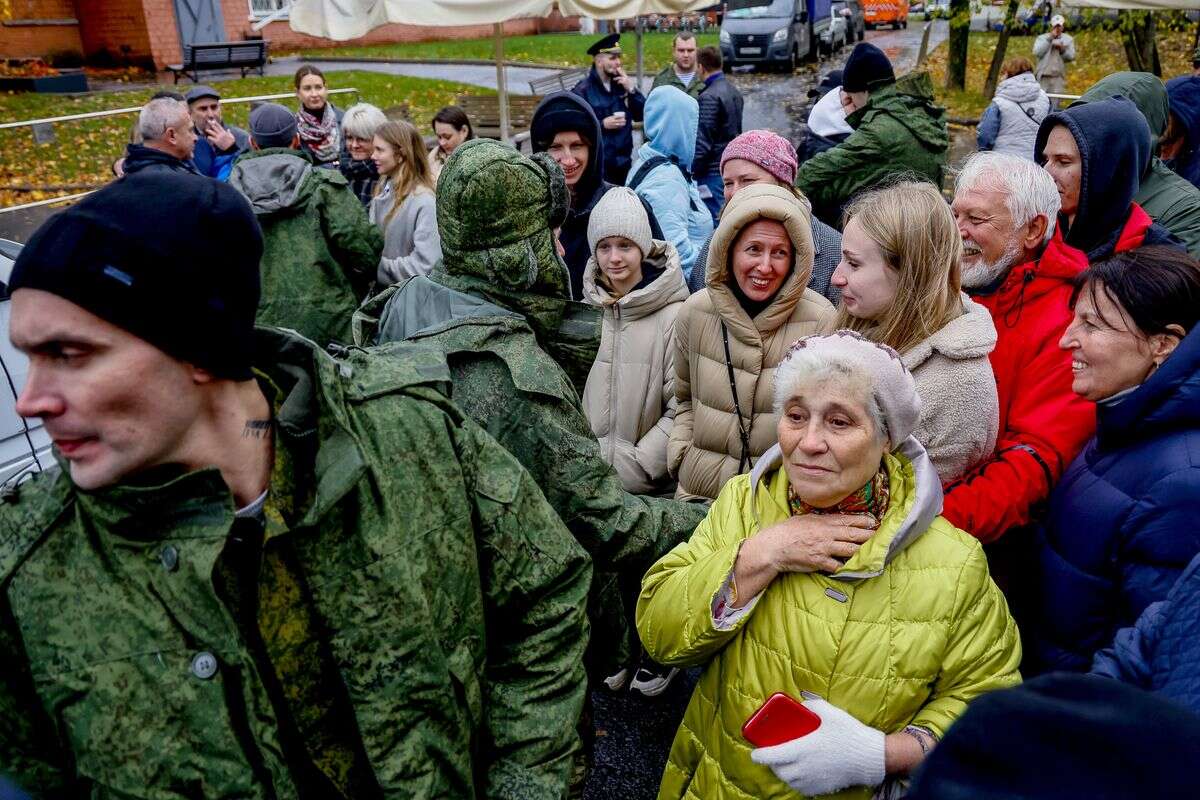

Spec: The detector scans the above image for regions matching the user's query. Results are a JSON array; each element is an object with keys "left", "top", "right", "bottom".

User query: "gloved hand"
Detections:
[{"left": 750, "top": 696, "right": 885, "bottom": 796}]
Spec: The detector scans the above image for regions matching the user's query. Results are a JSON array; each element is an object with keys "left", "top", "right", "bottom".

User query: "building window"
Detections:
[{"left": 249, "top": 0, "right": 289, "bottom": 20}]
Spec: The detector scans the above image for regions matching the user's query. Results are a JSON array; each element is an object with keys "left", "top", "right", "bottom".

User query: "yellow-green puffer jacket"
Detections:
[{"left": 636, "top": 438, "right": 1021, "bottom": 800}]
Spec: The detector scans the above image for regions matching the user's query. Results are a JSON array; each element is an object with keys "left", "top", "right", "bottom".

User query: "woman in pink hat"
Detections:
[{"left": 687, "top": 130, "right": 843, "bottom": 306}]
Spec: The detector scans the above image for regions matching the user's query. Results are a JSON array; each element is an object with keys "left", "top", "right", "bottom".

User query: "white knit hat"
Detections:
[
  {"left": 774, "top": 330, "right": 922, "bottom": 446},
  {"left": 587, "top": 187, "right": 653, "bottom": 257}
]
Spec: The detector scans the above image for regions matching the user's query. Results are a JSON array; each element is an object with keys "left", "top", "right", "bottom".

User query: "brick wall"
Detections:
[
  {"left": 0, "top": 0, "right": 83, "bottom": 59},
  {"left": 75, "top": 0, "right": 154, "bottom": 66}
]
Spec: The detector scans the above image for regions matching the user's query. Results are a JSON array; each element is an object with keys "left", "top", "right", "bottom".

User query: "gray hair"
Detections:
[
  {"left": 138, "top": 97, "right": 189, "bottom": 142},
  {"left": 773, "top": 346, "right": 887, "bottom": 443},
  {"left": 342, "top": 102, "right": 388, "bottom": 140},
  {"left": 955, "top": 152, "right": 1061, "bottom": 243}
]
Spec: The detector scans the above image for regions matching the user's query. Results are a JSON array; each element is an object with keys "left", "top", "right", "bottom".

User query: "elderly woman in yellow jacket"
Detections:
[{"left": 637, "top": 331, "right": 1021, "bottom": 800}]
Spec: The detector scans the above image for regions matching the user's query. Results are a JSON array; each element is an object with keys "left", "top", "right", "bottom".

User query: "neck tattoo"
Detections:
[{"left": 242, "top": 419, "right": 272, "bottom": 439}]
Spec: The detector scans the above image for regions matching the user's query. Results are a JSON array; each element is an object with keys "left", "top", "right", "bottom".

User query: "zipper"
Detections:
[{"left": 607, "top": 304, "right": 621, "bottom": 465}]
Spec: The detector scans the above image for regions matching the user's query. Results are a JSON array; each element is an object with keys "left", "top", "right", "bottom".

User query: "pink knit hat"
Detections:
[{"left": 720, "top": 130, "right": 800, "bottom": 186}]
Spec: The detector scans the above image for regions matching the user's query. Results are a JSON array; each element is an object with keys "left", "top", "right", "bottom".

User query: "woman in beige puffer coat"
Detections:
[
  {"left": 582, "top": 226, "right": 691, "bottom": 495},
  {"left": 669, "top": 183, "right": 836, "bottom": 501}
]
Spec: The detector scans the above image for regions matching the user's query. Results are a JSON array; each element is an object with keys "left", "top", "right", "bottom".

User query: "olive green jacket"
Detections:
[
  {"left": 795, "top": 73, "right": 949, "bottom": 226},
  {"left": 230, "top": 148, "right": 384, "bottom": 347},
  {"left": 0, "top": 328, "right": 590, "bottom": 799},
  {"left": 651, "top": 65, "right": 705, "bottom": 99}
]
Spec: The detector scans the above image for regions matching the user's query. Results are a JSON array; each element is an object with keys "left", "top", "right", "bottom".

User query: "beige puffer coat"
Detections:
[
  {"left": 903, "top": 293, "right": 1000, "bottom": 482},
  {"left": 668, "top": 184, "right": 836, "bottom": 501},
  {"left": 582, "top": 240, "right": 691, "bottom": 495}
]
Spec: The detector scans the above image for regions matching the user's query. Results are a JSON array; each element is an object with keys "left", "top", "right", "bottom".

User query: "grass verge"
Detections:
[
  {"left": 0, "top": 71, "right": 493, "bottom": 207},
  {"left": 923, "top": 27, "right": 1197, "bottom": 119},
  {"left": 285, "top": 31, "right": 720, "bottom": 73}
]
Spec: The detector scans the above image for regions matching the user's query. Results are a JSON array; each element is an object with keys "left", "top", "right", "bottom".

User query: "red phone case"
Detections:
[{"left": 742, "top": 692, "right": 822, "bottom": 747}]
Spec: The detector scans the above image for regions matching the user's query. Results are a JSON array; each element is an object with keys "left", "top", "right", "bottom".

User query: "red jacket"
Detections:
[{"left": 941, "top": 232, "right": 1095, "bottom": 542}]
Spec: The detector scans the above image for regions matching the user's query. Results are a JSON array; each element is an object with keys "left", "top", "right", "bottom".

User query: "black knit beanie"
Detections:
[
  {"left": 842, "top": 43, "right": 895, "bottom": 93},
  {"left": 10, "top": 170, "right": 263, "bottom": 379}
]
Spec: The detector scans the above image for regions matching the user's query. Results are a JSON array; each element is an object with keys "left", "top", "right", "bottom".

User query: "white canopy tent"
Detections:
[
  {"left": 288, "top": 0, "right": 716, "bottom": 140},
  {"left": 1068, "top": 1, "right": 1196, "bottom": 8}
]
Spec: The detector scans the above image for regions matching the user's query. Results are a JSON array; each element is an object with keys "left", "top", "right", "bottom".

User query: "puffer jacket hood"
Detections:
[
  {"left": 640, "top": 85, "right": 698, "bottom": 169},
  {"left": 1074, "top": 71, "right": 1169, "bottom": 146},
  {"left": 531, "top": 91, "right": 606, "bottom": 215},
  {"left": 996, "top": 71, "right": 1049, "bottom": 106},
  {"left": 705, "top": 183, "right": 815, "bottom": 335},
  {"left": 1098, "top": 321, "right": 1200, "bottom": 451},
  {"left": 228, "top": 148, "right": 315, "bottom": 215},
  {"left": 582, "top": 239, "right": 690, "bottom": 317},
  {"left": 750, "top": 436, "right": 944, "bottom": 579},
  {"left": 1035, "top": 96, "right": 1152, "bottom": 261},
  {"left": 431, "top": 138, "right": 572, "bottom": 342},
  {"left": 848, "top": 72, "right": 949, "bottom": 154}
]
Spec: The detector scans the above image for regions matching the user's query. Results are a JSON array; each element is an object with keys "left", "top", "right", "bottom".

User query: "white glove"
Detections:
[{"left": 750, "top": 696, "right": 885, "bottom": 797}]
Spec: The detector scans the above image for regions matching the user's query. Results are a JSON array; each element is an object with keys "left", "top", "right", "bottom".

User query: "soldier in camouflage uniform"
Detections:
[
  {"left": 354, "top": 140, "right": 707, "bottom": 682},
  {"left": 0, "top": 170, "right": 590, "bottom": 799}
]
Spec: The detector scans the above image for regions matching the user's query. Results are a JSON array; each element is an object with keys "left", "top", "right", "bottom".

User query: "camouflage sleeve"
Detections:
[
  {"left": 320, "top": 179, "right": 385, "bottom": 283},
  {"left": 0, "top": 598, "right": 73, "bottom": 795},
  {"left": 452, "top": 354, "right": 707, "bottom": 576},
  {"left": 459, "top": 419, "right": 591, "bottom": 800}
]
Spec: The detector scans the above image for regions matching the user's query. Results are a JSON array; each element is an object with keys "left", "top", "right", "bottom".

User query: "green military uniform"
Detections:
[
  {"left": 651, "top": 65, "right": 705, "bottom": 99},
  {"left": 353, "top": 140, "right": 705, "bottom": 673},
  {"left": 796, "top": 71, "right": 949, "bottom": 226},
  {"left": 229, "top": 148, "right": 384, "bottom": 347},
  {"left": 1074, "top": 72, "right": 1200, "bottom": 258},
  {"left": 0, "top": 327, "right": 590, "bottom": 799}
]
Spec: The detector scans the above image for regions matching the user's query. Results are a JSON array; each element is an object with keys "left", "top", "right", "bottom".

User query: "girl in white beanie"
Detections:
[{"left": 581, "top": 186, "right": 691, "bottom": 696}]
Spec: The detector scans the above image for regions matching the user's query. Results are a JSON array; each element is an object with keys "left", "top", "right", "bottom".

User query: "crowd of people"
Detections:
[{"left": 3, "top": 31, "right": 1200, "bottom": 800}]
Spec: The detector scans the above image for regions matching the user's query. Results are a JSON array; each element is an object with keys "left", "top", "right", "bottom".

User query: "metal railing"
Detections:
[{"left": 1, "top": 87, "right": 360, "bottom": 214}]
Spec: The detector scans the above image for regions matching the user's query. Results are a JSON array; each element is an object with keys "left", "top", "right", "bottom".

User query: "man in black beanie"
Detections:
[
  {"left": 795, "top": 42, "right": 949, "bottom": 228},
  {"left": 229, "top": 101, "right": 382, "bottom": 347},
  {"left": 0, "top": 168, "right": 591, "bottom": 798}
]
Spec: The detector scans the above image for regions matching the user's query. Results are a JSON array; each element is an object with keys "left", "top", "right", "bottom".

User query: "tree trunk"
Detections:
[
  {"left": 983, "top": 0, "right": 1022, "bottom": 100},
  {"left": 946, "top": 0, "right": 971, "bottom": 91},
  {"left": 1121, "top": 11, "right": 1161, "bottom": 77}
]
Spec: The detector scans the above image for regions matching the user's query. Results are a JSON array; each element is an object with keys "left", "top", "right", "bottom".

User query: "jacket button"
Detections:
[
  {"left": 160, "top": 545, "right": 179, "bottom": 572},
  {"left": 190, "top": 651, "right": 219, "bottom": 680}
]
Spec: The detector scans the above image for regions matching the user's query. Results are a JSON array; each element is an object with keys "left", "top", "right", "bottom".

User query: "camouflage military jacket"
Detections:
[{"left": 0, "top": 328, "right": 590, "bottom": 799}]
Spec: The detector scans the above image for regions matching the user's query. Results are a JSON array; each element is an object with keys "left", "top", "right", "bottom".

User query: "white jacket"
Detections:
[{"left": 991, "top": 72, "right": 1051, "bottom": 159}]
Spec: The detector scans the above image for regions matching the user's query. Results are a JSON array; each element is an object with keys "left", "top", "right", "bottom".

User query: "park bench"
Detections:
[
  {"left": 455, "top": 93, "right": 543, "bottom": 147},
  {"left": 167, "top": 40, "right": 269, "bottom": 84},
  {"left": 528, "top": 67, "right": 588, "bottom": 95}
]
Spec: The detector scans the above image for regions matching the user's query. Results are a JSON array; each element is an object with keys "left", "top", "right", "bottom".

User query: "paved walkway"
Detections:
[{"left": 266, "top": 56, "right": 567, "bottom": 95}]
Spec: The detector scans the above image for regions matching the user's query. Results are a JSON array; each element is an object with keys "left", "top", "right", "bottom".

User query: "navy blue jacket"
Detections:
[
  {"left": 1035, "top": 96, "right": 1181, "bottom": 262},
  {"left": 1093, "top": 550, "right": 1200, "bottom": 715},
  {"left": 693, "top": 72, "right": 744, "bottom": 178},
  {"left": 1022, "top": 325, "right": 1200, "bottom": 675},
  {"left": 571, "top": 67, "right": 644, "bottom": 184},
  {"left": 121, "top": 143, "right": 199, "bottom": 177},
  {"left": 1166, "top": 76, "right": 1200, "bottom": 191}
]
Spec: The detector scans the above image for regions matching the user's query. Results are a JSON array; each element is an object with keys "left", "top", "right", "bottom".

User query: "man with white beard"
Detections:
[{"left": 941, "top": 152, "right": 1096, "bottom": 550}]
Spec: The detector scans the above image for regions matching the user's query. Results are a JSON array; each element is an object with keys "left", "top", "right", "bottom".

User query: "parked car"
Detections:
[
  {"left": 865, "top": 0, "right": 909, "bottom": 28},
  {"left": 822, "top": 13, "right": 849, "bottom": 54},
  {"left": 832, "top": 0, "right": 866, "bottom": 43},
  {"left": 720, "top": 0, "right": 836, "bottom": 71},
  {"left": 923, "top": 0, "right": 949, "bottom": 20},
  {"left": 0, "top": 239, "right": 51, "bottom": 490}
]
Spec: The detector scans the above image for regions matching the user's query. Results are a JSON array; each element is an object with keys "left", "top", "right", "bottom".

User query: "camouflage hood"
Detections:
[{"left": 431, "top": 138, "right": 572, "bottom": 343}]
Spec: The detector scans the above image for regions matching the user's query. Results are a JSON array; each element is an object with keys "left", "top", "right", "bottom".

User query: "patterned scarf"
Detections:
[
  {"left": 297, "top": 103, "right": 341, "bottom": 164},
  {"left": 788, "top": 466, "right": 890, "bottom": 527}
]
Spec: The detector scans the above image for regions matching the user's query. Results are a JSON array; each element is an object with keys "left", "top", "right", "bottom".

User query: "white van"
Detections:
[{"left": 0, "top": 238, "right": 52, "bottom": 488}]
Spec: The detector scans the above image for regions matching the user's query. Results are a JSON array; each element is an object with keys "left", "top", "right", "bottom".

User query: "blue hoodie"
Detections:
[
  {"left": 627, "top": 86, "right": 713, "bottom": 278},
  {"left": 1166, "top": 76, "right": 1200, "bottom": 191},
  {"left": 1034, "top": 96, "right": 1177, "bottom": 262}
]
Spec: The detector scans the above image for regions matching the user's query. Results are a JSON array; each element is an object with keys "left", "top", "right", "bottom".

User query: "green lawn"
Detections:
[
  {"left": 0, "top": 71, "right": 493, "bottom": 206},
  {"left": 285, "top": 31, "right": 720, "bottom": 73},
  {"left": 923, "top": 27, "right": 1197, "bottom": 119}
]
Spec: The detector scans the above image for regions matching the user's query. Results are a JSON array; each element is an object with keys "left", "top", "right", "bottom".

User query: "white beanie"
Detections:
[{"left": 587, "top": 187, "right": 653, "bottom": 257}]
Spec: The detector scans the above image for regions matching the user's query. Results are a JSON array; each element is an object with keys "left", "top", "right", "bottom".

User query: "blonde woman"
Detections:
[
  {"left": 369, "top": 120, "right": 442, "bottom": 286},
  {"left": 830, "top": 180, "right": 999, "bottom": 481}
]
